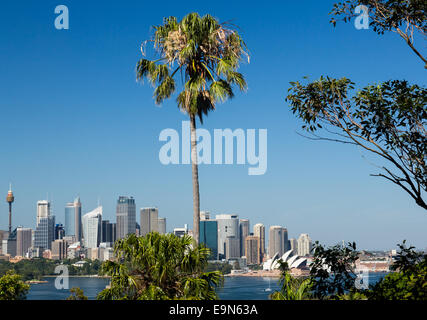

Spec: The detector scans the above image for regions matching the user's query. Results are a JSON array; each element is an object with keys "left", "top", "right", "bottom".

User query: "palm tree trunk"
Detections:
[{"left": 190, "top": 113, "right": 200, "bottom": 245}]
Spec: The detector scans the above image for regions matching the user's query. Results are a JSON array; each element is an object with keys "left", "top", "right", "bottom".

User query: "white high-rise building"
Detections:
[
  {"left": 297, "top": 233, "right": 312, "bottom": 257},
  {"left": 36, "top": 200, "right": 50, "bottom": 225},
  {"left": 140, "top": 207, "right": 159, "bottom": 236},
  {"left": 82, "top": 206, "right": 102, "bottom": 248},
  {"left": 216, "top": 214, "right": 239, "bottom": 259},
  {"left": 253, "top": 223, "right": 265, "bottom": 261}
]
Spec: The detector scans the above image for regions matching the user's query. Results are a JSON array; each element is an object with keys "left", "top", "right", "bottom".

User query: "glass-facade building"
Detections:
[{"left": 200, "top": 220, "right": 218, "bottom": 260}]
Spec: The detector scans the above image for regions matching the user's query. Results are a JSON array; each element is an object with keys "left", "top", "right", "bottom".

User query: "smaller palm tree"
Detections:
[
  {"left": 270, "top": 260, "right": 312, "bottom": 300},
  {"left": 97, "top": 232, "right": 223, "bottom": 300}
]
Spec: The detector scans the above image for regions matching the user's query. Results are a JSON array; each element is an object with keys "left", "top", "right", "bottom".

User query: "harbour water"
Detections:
[{"left": 26, "top": 272, "right": 388, "bottom": 300}]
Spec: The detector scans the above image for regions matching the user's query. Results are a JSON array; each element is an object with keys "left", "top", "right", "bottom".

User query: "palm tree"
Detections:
[
  {"left": 97, "top": 232, "right": 223, "bottom": 300},
  {"left": 136, "top": 13, "right": 249, "bottom": 244}
]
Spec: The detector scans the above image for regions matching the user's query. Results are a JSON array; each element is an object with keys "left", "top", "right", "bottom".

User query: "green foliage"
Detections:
[
  {"left": 0, "top": 271, "right": 30, "bottom": 300},
  {"left": 67, "top": 287, "right": 88, "bottom": 300},
  {"left": 329, "top": 0, "right": 427, "bottom": 67},
  {"left": 367, "top": 241, "right": 427, "bottom": 300},
  {"left": 97, "top": 232, "right": 223, "bottom": 300},
  {"left": 310, "top": 241, "right": 359, "bottom": 300},
  {"left": 270, "top": 260, "right": 312, "bottom": 300},
  {"left": 0, "top": 258, "right": 103, "bottom": 281},
  {"left": 286, "top": 77, "right": 427, "bottom": 210},
  {"left": 205, "top": 262, "right": 233, "bottom": 275},
  {"left": 136, "top": 12, "right": 248, "bottom": 123}
]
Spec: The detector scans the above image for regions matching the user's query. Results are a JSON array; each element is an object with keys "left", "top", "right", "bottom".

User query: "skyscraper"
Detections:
[
  {"left": 245, "top": 235, "right": 261, "bottom": 265},
  {"left": 216, "top": 214, "right": 239, "bottom": 260},
  {"left": 253, "top": 223, "right": 265, "bottom": 261},
  {"left": 101, "top": 220, "right": 116, "bottom": 244},
  {"left": 158, "top": 217, "right": 166, "bottom": 234},
  {"left": 34, "top": 200, "right": 55, "bottom": 251},
  {"left": 225, "top": 236, "right": 240, "bottom": 260},
  {"left": 268, "top": 226, "right": 289, "bottom": 258},
  {"left": 140, "top": 207, "right": 159, "bottom": 236},
  {"left": 289, "top": 238, "right": 298, "bottom": 255},
  {"left": 239, "top": 219, "right": 250, "bottom": 257},
  {"left": 16, "top": 227, "right": 32, "bottom": 257},
  {"left": 64, "top": 197, "right": 82, "bottom": 242},
  {"left": 200, "top": 211, "right": 210, "bottom": 221},
  {"left": 82, "top": 206, "right": 102, "bottom": 248},
  {"left": 116, "top": 196, "right": 136, "bottom": 240},
  {"left": 200, "top": 219, "right": 218, "bottom": 260},
  {"left": 297, "top": 233, "right": 313, "bottom": 257}
]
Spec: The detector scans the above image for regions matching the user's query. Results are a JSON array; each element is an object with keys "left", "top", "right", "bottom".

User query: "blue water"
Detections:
[{"left": 26, "top": 273, "right": 388, "bottom": 300}]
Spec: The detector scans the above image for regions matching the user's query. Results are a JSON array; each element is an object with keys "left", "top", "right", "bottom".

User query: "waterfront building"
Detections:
[
  {"left": 116, "top": 196, "right": 136, "bottom": 240},
  {"left": 200, "top": 211, "right": 210, "bottom": 221},
  {"left": 245, "top": 235, "right": 261, "bottom": 265},
  {"left": 225, "top": 236, "right": 240, "bottom": 260}
]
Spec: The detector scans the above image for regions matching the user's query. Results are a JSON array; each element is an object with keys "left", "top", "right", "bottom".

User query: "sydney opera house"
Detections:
[{"left": 263, "top": 249, "right": 308, "bottom": 271}]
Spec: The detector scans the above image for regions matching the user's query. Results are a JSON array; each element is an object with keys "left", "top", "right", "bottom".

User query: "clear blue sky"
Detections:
[{"left": 0, "top": 0, "right": 426, "bottom": 250}]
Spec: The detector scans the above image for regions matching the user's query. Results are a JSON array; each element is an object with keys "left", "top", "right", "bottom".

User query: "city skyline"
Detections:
[{"left": 0, "top": 0, "right": 426, "bottom": 251}]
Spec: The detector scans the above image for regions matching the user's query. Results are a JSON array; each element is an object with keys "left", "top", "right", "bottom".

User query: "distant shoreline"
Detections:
[{"left": 42, "top": 275, "right": 111, "bottom": 278}]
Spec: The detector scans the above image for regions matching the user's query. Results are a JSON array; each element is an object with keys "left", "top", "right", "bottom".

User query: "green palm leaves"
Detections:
[
  {"left": 136, "top": 12, "right": 248, "bottom": 122},
  {"left": 97, "top": 233, "right": 223, "bottom": 300}
]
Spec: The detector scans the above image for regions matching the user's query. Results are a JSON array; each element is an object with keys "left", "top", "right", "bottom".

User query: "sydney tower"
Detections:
[{"left": 6, "top": 185, "right": 14, "bottom": 234}]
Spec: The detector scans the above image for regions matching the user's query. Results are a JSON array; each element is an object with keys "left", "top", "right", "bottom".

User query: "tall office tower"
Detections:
[
  {"left": 158, "top": 217, "right": 166, "bottom": 234},
  {"left": 225, "top": 236, "right": 240, "bottom": 260},
  {"left": 200, "top": 219, "right": 218, "bottom": 260},
  {"left": 64, "top": 197, "right": 82, "bottom": 242},
  {"left": 6, "top": 185, "right": 14, "bottom": 234},
  {"left": 216, "top": 214, "right": 240, "bottom": 260},
  {"left": 34, "top": 201, "right": 55, "bottom": 251},
  {"left": 239, "top": 219, "right": 250, "bottom": 257},
  {"left": 116, "top": 196, "right": 136, "bottom": 240},
  {"left": 253, "top": 223, "right": 265, "bottom": 261},
  {"left": 289, "top": 238, "right": 298, "bottom": 255},
  {"left": 297, "top": 233, "right": 313, "bottom": 257},
  {"left": 268, "top": 226, "right": 289, "bottom": 258},
  {"left": 16, "top": 227, "right": 32, "bottom": 257},
  {"left": 140, "top": 207, "right": 159, "bottom": 236},
  {"left": 200, "top": 211, "right": 210, "bottom": 221},
  {"left": 245, "top": 235, "right": 261, "bottom": 265},
  {"left": 82, "top": 206, "right": 102, "bottom": 248},
  {"left": 37, "top": 200, "right": 50, "bottom": 225}
]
